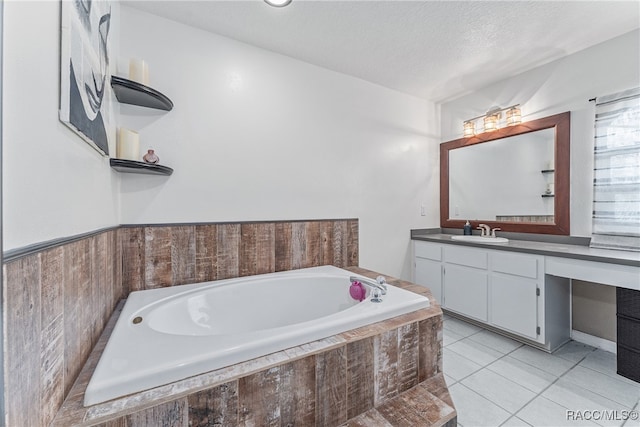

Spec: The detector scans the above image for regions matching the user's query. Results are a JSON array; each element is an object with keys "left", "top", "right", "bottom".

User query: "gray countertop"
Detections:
[{"left": 411, "top": 230, "right": 640, "bottom": 267}]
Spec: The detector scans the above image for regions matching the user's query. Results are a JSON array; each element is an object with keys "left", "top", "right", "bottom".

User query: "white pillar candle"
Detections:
[
  {"left": 117, "top": 128, "right": 140, "bottom": 161},
  {"left": 129, "top": 59, "right": 149, "bottom": 85}
]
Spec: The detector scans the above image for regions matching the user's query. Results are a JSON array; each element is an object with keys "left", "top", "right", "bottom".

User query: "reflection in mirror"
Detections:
[
  {"left": 449, "top": 128, "right": 555, "bottom": 222},
  {"left": 440, "top": 112, "right": 570, "bottom": 235}
]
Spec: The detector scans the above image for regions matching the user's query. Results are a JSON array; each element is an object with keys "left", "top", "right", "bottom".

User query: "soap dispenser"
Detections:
[{"left": 463, "top": 220, "right": 472, "bottom": 235}]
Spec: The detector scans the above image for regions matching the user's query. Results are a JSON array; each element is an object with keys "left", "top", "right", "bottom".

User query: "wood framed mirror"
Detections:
[{"left": 440, "top": 111, "right": 570, "bottom": 235}]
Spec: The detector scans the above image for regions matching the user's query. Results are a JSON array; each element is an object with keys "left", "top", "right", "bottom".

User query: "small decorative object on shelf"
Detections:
[{"left": 143, "top": 149, "right": 159, "bottom": 164}]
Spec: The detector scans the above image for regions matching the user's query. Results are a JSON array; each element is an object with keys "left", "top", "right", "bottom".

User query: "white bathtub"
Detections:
[{"left": 84, "top": 265, "right": 429, "bottom": 406}]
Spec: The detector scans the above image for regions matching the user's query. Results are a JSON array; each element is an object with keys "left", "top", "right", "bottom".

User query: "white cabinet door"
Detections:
[
  {"left": 444, "top": 264, "right": 488, "bottom": 322},
  {"left": 415, "top": 257, "right": 443, "bottom": 305},
  {"left": 491, "top": 274, "right": 538, "bottom": 339}
]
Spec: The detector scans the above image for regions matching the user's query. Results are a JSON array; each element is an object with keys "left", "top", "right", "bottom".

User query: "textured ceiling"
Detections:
[{"left": 122, "top": 0, "right": 640, "bottom": 102}]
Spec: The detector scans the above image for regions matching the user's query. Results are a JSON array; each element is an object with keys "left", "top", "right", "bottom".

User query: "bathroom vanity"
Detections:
[{"left": 411, "top": 231, "right": 640, "bottom": 352}]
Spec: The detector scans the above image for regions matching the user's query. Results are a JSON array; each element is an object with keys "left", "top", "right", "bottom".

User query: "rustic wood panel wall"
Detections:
[
  {"left": 3, "top": 219, "right": 358, "bottom": 427},
  {"left": 96, "top": 315, "right": 441, "bottom": 427},
  {"left": 3, "top": 230, "right": 123, "bottom": 427},
  {"left": 120, "top": 219, "right": 359, "bottom": 292}
]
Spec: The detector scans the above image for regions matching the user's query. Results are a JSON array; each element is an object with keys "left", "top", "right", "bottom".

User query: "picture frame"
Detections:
[{"left": 59, "top": 0, "right": 114, "bottom": 156}]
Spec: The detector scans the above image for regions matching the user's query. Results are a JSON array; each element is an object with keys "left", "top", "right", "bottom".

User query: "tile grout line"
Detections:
[
  {"left": 445, "top": 333, "right": 522, "bottom": 386},
  {"left": 509, "top": 362, "right": 582, "bottom": 424},
  {"left": 506, "top": 346, "right": 640, "bottom": 426},
  {"left": 500, "top": 343, "right": 597, "bottom": 423},
  {"left": 444, "top": 317, "right": 640, "bottom": 426},
  {"left": 622, "top": 399, "right": 640, "bottom": 427},
  {"left": 452, "top": 382, "right": 512, "bottom": 424},
  {"left": 561, "top": 363, "right": 640, "bottom": 412},
  {"left": 443, "top": 320, "right": 522, "bottom": 388},
  {"left": 499, "top": 414, "right": 532, "bottom": 427},
  {"left": 444, "top": 321, "right": 570, "bottom": 421},
  {"left": 575, "top": 358, "right": 640, "bottom": 391}
]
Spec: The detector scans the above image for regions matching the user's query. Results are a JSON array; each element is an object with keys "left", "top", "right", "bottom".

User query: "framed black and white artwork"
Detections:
[{"left": 60, "top": 0, "right": 114, "bottom": 156}]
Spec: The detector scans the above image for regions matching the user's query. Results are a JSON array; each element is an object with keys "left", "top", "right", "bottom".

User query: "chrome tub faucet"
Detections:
[{"left": 349, "top": 275, "right": 387, "bottom": 302}]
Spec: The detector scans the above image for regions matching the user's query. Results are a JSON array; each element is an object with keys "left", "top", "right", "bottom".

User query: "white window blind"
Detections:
[{"left": 591, "top": 87, "right": 640, "bottom": 251}]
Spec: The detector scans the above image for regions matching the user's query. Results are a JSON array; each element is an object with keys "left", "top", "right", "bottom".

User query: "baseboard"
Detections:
[{"left": 571, "top": 329, "right": 617, "bottom": 354}]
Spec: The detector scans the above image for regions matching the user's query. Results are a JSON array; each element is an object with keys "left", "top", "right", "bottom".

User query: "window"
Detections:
[{"left": 591, "top": 87, "right": 640, "bottom": 251}]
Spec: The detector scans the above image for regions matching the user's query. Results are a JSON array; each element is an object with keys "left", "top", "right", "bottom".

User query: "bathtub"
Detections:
[{"left": 84, "top": 265, "right": 430, "bottom": 406}]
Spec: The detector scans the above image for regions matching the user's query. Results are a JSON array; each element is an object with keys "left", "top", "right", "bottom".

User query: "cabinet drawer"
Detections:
[
  {"left": 617, "top": 345, "right": 640, "bottom": 383},
  {"left": 617, "top": 288, "right": 640, "bottom": 320},
  {"left": 618, "top": 315, "right": 640, "bottom": 352},
  {"left": 414, "top": 241, "right": 442, "bottom": 261},
  {"left": 444, "top": 245, "right": 487, "bottom": 269},
  {"left": 491, "top": 252, "right": 539, "bottom": 279}
]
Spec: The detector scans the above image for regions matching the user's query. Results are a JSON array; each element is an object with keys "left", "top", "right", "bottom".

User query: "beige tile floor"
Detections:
[{"left": 442, "top": 315, "right": 640, "bottom": 427}]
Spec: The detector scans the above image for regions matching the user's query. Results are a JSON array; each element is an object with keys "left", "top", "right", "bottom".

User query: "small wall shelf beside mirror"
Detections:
[
  {"left": 110, "top": 75, "right": 174, "bottom": 175},
  {"left": 441, "top": 111, "right": 570, "bottom": 235}
]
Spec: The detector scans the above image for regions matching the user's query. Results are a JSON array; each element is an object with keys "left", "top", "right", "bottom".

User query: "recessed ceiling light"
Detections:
[{"left": 264, "top": 0, "right": 292, "bottom": 7}]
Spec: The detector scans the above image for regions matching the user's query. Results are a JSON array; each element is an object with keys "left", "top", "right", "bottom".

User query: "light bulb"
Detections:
[
  {"left": 264, "top": 0, "right": 292, "bottom": 7},
  {"left": 506, "top": 106, "right": 522, "bottom": 126},
  {"left": 463, "top": 121, "right": 475, "bottom": 137},
  {"left": 484, "top": 114, "right": 499, "bottom": 132}
]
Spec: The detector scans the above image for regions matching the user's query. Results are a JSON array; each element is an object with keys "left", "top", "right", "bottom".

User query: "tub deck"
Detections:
[{"left": 53, "top": 267, "right": 456, "bottom": 427}]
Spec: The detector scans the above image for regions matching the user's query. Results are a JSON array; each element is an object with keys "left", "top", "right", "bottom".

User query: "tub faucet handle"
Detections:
[{"left": 370, "top": 287, "right": 383, "bottom": 303}]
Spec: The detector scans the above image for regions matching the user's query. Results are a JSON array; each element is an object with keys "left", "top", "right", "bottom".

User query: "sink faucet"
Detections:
[
  {"left": 350, "top": 275, "right": 387, "bottom": 302},
  {"left": 491, "top": 227, "right": 501, "bottom": 237},
  {"left": 477, "top": 224, "right": 491, "bottom": 236}
]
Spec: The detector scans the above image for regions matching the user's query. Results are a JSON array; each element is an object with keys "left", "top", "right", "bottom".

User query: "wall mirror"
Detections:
[{"left": 440, "top": 111, "right": 570, "bottom": 235}]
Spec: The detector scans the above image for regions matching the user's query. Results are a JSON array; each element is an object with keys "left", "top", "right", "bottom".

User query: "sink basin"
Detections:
[{"left": 451, "top": 235, "right": 509, "bottom": 244}]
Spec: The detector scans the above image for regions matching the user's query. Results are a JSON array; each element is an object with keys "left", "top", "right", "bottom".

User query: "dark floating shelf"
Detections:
[
  {"left": 541, "top": 169, "right": 555, "bottom": 173},
  {"left": 111, "top": 76, "right": 173, "bottom": 111},
  {"left": 110, "top": 158, "right": 173, "bottom": 176},
  {"left": 541, "top": 194, "right": 555, "bottom": 198}
]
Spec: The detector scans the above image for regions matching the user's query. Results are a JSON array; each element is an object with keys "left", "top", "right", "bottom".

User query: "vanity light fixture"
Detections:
[
  {"left": 463, "top": 121, "right": 476, "bottom": 137},
  {"left": 483, "top": 108, "right": 501, "bottom": 132},
  {"left": 506, "top": 105, "right": 522, "bottom": 126},
  {"left": 264, "top": 0, "right": 292, "bottom": 7},
  {"left": 462, "top": 104, "right": 522, "bottom": 137}
]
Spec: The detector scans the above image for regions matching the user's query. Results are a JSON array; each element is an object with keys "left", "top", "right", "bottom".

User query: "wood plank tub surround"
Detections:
[
  {"left": 3, "top": 219, "right": 357, "bottom": 426},
  {"left": 52, "top": 268, "right": 454, "bottom": 427}
]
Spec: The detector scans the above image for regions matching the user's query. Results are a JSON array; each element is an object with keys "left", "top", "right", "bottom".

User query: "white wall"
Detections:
[
  {"left": 3, "top": 1, "right": 120, "bottom": 251},
  {"left": 440, "top": 29, "right": 640, "bottom": 237},
  {"left": 118, "top": 7, "right": 439, "bottom": 279}
]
